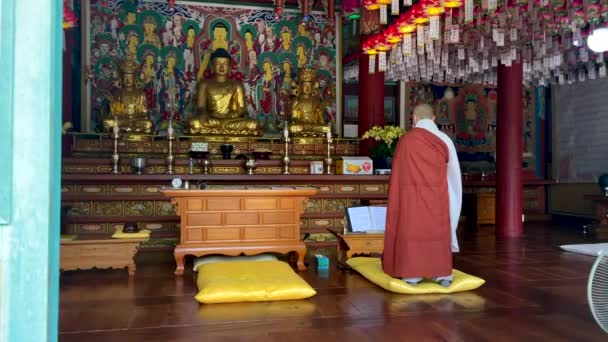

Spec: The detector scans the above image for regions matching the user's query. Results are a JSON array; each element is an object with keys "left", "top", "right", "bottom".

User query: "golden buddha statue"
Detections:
[
  {"left": 103, "top": 58, "right": 154, "bottom": 135},
  {"left": 188, "top": 48, "right": 262, "bottom": 136},
  {"left": 289, "top": 68, "right": 330, "bottom": 137}
]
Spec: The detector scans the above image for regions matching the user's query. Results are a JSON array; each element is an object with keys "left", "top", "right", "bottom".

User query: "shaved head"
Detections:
[
  {"left": 413, "top": 104, "right": 434, "bottom": 119},
  {"left": 413, "top": 104, "right": 435, "bottom": 125}
]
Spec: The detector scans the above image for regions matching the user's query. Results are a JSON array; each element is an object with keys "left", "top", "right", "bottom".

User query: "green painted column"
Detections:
[{"left": 0, "top": 0, "right": 63, "bottom": 341}]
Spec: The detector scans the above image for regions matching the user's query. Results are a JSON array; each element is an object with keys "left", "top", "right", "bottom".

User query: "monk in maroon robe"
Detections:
[{"left": 382, "top": 104, "right": 462, "bottom": 287}]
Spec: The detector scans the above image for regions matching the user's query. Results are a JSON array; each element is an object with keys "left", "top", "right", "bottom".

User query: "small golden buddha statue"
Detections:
[
  {"left": 188, "top": 48, "right": 262, "bottom": 136},
  {"left": 103, "top": 58, "right": 154, "bottom": 134},
  {"left": 289, "top": 68, "right": 330, "bottom": 137}
]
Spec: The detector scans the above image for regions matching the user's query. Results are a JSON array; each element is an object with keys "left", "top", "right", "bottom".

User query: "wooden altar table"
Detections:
[{"left": 161, "top": 187, "right": 318, "bottom": 275}]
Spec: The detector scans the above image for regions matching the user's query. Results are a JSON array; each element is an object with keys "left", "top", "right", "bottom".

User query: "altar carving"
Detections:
[
  {"left": 188, "top": 48, "right": 262, "bottom": 136},
  {"left": 102, "top": 58, "right": 154, "bottom": 135},
  {"left": 87, "top": 2, "right": 337, "bottom": 136},
  {"left": 289, "top": 68, "right": 331, "bottom": 137}
]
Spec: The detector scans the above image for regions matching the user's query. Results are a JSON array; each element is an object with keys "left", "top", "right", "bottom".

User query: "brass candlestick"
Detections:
[
  {"left": 282, "top": 137, "right": 291, "bottom": 175},
  {"left": 325, "top": 135, "right": 333, "bottom": 175},
  {"left": 111, "top": 128, "right": 120, "bottom": 174},
  {"left": 246, "top": 157, "right": 257, "bottom": 175},
  {"left": 202, "top": 158, "right": 211, "bottom": 175},
  {"left": 166, "top": 133, "right": 175, "bottom": 174}
]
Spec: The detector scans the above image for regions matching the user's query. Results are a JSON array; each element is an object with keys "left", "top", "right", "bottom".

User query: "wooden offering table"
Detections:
[
  {"left": 335, "top": 233, "right": 385, "bottom": 267},
  {"left": 161, "top": 187, "right": 318, "bottom": 275},
  {"left": 585, "top": 195, "right": 608, "bottom": 230},
  {"left": 60, "top": 236, "right": 146, "bottom": 275}
]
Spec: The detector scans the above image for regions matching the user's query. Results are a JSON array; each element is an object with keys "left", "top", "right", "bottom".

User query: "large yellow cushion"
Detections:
[
  {"left": 195, "top": 260, "right": 317, "bottom": 304},
  {"left": 111, "top": 227, "right": 151, "bottom": 239},
  {"left": 346, "top": 257, "right": 485, "bottom": 294}
]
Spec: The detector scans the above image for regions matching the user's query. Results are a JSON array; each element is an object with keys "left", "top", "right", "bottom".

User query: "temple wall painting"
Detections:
[
  {"left": 87, "top": 0, "right": 336, "bottom": 135},
  {"left": 405, "top": 84, "right": 544, "bottom": 175}
]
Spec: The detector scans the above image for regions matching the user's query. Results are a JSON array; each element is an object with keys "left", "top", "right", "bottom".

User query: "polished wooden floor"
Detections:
[{"left": 59, "top": 223, "right": 608, "bottom": 341}]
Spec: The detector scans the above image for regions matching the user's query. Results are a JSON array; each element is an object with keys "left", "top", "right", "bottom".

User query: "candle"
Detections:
[
  {"left": 284, "top": 121, "right": 289, "bottom": 139},
  {"left": 326, "top": 124, "right": 332, "bottom": 140},
  {"left": 168, "top": 122, "right": 174, "bottom": 137},
  {"left": 113, "top": 120, "right": 119, "bottom": 135}
]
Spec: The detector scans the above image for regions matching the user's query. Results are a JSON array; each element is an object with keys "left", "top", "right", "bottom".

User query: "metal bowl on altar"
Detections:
[{"left": 131, "top": 157, "right": 146, "bottom": 175}]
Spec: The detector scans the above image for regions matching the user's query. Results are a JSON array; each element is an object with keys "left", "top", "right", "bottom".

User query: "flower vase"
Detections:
[{"left": 372, "top": 156, "right": 392, "bottom": 170}]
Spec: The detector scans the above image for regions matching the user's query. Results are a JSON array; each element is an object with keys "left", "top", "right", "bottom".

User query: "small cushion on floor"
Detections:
[
  {"left": 195, "top": 260, "right": 317, "bottom": 304},
  {"left": 111, "top": 227, "right": 151, "bottom": 239},
  {"left": 560, "top": 243, "right": 608, "bottom": 256},
  {"left": 193, "top": 253, "right": 278, "bottom": 271},
  {"left": 346, "top": 257, "right": 485, "bottom": 294}
]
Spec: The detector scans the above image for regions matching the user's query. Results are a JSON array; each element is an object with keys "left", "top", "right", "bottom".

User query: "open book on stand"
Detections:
[{"left": 345, "top": 206, "right": 387, "bottom": 234}]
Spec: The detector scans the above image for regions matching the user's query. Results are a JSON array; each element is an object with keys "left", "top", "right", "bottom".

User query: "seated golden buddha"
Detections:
[
  {"left": 188, "top": 48, "right": 262, "bottom": 136},
  {"left": 103, "top": 58, "right": 154, "bottom": 135},
  {"left": 288, "top": 68, "right": 330, "bottom": 137}
]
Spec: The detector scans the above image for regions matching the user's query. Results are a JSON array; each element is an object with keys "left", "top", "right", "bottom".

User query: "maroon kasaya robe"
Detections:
[{"left": 382, "top": 127, "right": 452, "bottom": 278}]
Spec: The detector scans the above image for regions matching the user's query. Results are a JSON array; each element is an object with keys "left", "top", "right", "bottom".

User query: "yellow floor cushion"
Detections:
[
  {"left": 193, "top": 253, "right": 278, "bottom": 271},
  {"left": 346, "top": 257, "right": 485, "bottom": 294},
  {"left": 195, "top": 260, "right": 317, "bottom": 304},
  {"left": 111, "top": 227, "right": 151, "bottom": 239}
]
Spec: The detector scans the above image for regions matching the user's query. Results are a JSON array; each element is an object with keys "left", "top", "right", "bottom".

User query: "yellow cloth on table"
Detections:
[
  {"left": 346, "top": 257, "right": 485, "bottom": 294},
  {"left": 195, "top": 260, "right": 317, "bottom": 304},
  {"left": 111, "top": 227, "right": 151, "bottom": 239}
]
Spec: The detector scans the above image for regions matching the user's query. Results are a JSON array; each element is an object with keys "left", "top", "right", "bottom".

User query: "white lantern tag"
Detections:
[
  {"left": 430, "top": 16, "right": 440, "bottom": 40},
  {"left": 599, "top": 65, "right": 607, "bottom": 78},
  {"left": 589, "top": 65, "right": 597, "bottom": 80},
  {"left": 417, "top": 25, "right": 425, "bottom": 48},
  {"left": 369, "top": 55, "right": 376, "bottom": 74},
  {"left": 596, "top": 52, "right": 604, "bottom": 64},
  {"left": 581, "top": 48, "right": 589, "bottom": 63},
  {"left": 558, "top": 73, "right": 565, "bottom": 84},
  {"left": 465, "top": 0, "right": 474, "bottom": 24},
  {"left": 482, "top": 59, "right": 489, "bottom": 70},
  {"left": 510, "top": 28, "right": 518, "bottom": 42},
  {"left": 451, "top": 27, "right": 460, "bottom": 43},
  {"left": 392, "top": 0, "right": 400, "bottom": 15},
  {"left": 496, "top": 30, "right": 505, "bottom": 47},
  {"left": 488, "top": 0, "right": 497, "bottom": 10},
  {"left": 403, "top": 34, "right": 412, "bottom": 56},
  {"left": 492, "top": 56, "right": 498, "bottom": 67},
  {"left": 379, "top": 51, "right": 387, "bottom": 72},
  {"left": 458, "top": 47, "right": 465, "bottom": 60},
  {"left": 380, "top": 5, "right": 388, "bottom": 24}
]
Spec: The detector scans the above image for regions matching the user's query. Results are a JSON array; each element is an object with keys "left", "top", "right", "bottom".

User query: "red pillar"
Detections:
[
  {"left": 358, "top": 42, "right": 385, "bottom": 156},
  {"left": 496, "top": 62, "right": 523, "bottom": 237}
]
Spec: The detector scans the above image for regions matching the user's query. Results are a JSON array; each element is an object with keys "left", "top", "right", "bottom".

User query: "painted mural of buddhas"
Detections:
[
  {"left": 197, "top": 21, "right": 230, "bottom": 81},
  {"left": 181, "top": 21, "right": 200, "bottom": 78},
  {"left": 256, "top": 52, "right": 280, "bottom": 131},
  {"left": 293, "top": 36, "right": 313, "bottom": 68},
  {"left": 275, "top": 22, "right": 296, "bottom": 53},
  {"left": 93, "top": 33, "right": 118, "bottom": 59},
  {"left": 297, "top": 21, "right": 310, "bottom": 39},
  {"left": 158, "top": 47, "right": 185, "bottom": 121},
  {"left": 315, "top": 47, "right": 333, "bottom": 71},
  {"left": 278, "top": 53, "right": 297, "bottom": 120},
  {"left": 239, "top": 24, "right": 258, "bottom": 81},
  {"left": 455, "top": 90, "right": 489, "bottom": 147},
  {"left": 138, "top": 44, "right": 159, "bottom": 114},
  {"left": 119, "top": 25, "right": 143, "bottom": 61},
  {"left": 315, "top": 69, "right": 335, "bottom": 121},
  {"left": 172, "top": 14, "right": 186, "bottom": 47},
  {"left": 162, "top": 20, "right": 177, "bottom": 47},
  {"left": 139, "top": 11, "right": 162, "bottom": 49}
]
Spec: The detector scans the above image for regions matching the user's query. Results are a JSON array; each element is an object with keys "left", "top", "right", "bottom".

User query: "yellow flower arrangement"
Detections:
[{"left": 362, "top": 125, "right": 406, "bottom": 160}]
